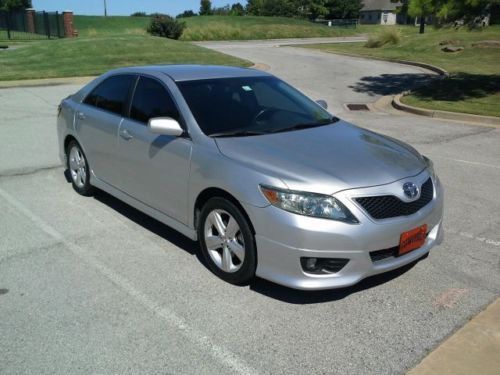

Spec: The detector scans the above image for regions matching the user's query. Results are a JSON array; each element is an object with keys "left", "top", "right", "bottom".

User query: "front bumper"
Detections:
[{"left": 244, "top": 171, "right": 444, "bottom": 290}]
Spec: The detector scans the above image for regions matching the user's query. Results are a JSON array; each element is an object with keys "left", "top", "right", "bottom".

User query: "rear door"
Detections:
[
  {"left": 116, "top": 75, "right": 192, "bottom": 224},
  {"left": 76, "top": 74, "right": 137, "bottom": 187}
]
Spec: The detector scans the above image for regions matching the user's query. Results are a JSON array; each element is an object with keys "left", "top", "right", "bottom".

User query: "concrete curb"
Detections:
[
  {"left": 393, "top": 93, "right": 500, "bottom": 127},
  {"left": 0, "top": 76, "right": 97, "bottom": 89},
  {"left": 408, "top": 298, "right": 500, "bottom": 375},
  {"left": 306, "top": 49, "right": 449, "bottom": 76}
]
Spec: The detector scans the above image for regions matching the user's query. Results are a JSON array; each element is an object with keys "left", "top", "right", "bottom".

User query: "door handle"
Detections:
[
  {"left": 119, "top": 129, "right": 133, "bottom": 140},
  {"left": 76, "top": 111, "right": 86, "bottom": 120}
]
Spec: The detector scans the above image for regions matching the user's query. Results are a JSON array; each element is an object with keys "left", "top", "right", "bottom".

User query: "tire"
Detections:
[
  {"left": 66, "top": 140, "right": 94, "bottom": 196},
  {"left": 198, "top": 197, "right": 257, "bottom": 285}
]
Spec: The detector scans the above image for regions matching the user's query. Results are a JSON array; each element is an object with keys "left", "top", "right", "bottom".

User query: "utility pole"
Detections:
[{"left": 104, "top": 0, "right": 108, "bottom": 17}]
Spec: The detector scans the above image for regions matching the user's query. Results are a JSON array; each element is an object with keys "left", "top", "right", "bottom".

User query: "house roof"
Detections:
[{"left": 361, "top": 0, "right": 402, "bottom": 11}]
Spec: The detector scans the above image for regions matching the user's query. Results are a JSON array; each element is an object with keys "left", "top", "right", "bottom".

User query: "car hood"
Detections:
[{"left": 214, "top": 120, "right": 426, "bottom": 195}]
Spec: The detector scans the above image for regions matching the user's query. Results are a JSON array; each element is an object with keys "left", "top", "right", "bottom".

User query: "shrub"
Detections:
[
  {"left": 147, "top": 14, "right": 186, "bottom": 40},
  {"left": 131, "top": 11, "right": 147, "bottom": 17},
  {"left": 365, "top": 28, "right": 402, "bottom": 48}
]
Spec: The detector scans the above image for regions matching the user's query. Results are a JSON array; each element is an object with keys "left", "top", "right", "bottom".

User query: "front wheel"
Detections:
[
  {"left": 66, "top": 140, "right": 94, "bottom": 196},
  {"left": 198, "top": 198, "right": 257, "bottom": 285}
]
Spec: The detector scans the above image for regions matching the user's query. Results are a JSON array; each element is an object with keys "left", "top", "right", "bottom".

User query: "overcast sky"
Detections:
[{"left": 32, "top": 0, "right": 246, "bottom": 16}]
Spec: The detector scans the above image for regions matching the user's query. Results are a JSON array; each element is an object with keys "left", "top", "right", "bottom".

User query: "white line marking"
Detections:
[
  {"left": 433, "top": 156, "right": 500, "bottom": 170},
  {"left": 447, "top": 229, "right": 500, "bottom": 247},
  {"left": 0, "top": 187, "right": 258, "bottom": 375}
]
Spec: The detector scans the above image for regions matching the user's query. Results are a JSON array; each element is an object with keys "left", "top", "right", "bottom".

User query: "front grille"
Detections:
[
  {"left": 370, "top": 232, "right": 430, "bottom": 263},
  {"left": 356, "top": 178, "right": 434, "bottom": 220},
  {"left": 370, "top": 247, "right": 398, "bottom": 262}
]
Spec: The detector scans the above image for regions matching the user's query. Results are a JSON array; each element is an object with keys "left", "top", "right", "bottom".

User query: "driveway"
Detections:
[
  {"left": 196, "top": 38, "right": 435, "bottom": 115},
  {"left": 0, "top": 43, "right": 499, "bottom": 375}
]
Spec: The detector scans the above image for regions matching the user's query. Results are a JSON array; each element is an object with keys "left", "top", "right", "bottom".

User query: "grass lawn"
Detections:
[
  {"left": 0, "top": 15, "right": 363, "bottom": 81},
  {"left": 180, "top": 15, "right": 359, "bottom": 40},
  {"left": 300, "top": 26, "right": 500, "bottom": 117},
  {"left": 73, "top": 15, "right": 361, "bottom": 41},
  {"left": 0, "top": 35, "right": 250, "bottom": 81}
]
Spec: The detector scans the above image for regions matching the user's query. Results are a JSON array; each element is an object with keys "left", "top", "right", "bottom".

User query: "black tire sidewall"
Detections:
[
  {"left": 198, "top": 197, "right": 257, "bottom": 285},
  {"left": 66, "top": 140, "right": 93, "bottom": 196}
]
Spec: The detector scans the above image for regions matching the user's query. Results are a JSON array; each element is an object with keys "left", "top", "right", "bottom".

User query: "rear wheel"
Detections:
[
  {"left": 66, "top": 140, "right": 94, "bottom": 196},
  {"left": 198, "top": 197, "right": 257, "bottom": 285}
]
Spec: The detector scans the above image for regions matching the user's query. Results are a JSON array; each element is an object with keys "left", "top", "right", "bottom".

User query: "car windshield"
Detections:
[{"left": 176, "top": 76, "right": 337, "bottom": 137}]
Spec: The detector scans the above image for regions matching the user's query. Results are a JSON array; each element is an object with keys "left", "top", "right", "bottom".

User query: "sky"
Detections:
[{"left": 32, "top": 1, "right": 246, "bottom": 16}]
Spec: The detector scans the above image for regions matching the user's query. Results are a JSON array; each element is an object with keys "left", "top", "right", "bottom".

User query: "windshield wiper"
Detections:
[
  {"left": 269, "top": 117, "right": 339, "bottom": 134},
  {"left": 210, "top": 129, "right": 267, "bottom": 138}
]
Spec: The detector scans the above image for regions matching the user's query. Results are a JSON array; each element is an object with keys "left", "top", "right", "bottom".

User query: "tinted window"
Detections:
[
  {"left": 177, "top": 76, "right": 334, "bottom": 136},
  {"left": 84, "top": 75, "right": 136, "bottom": 116},
  {"left": 130, "top": 77, "right": 179, "bottom": 124}
]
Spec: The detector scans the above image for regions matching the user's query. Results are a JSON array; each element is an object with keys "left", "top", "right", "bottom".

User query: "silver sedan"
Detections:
[{"left": 57, "top": 65, "right": 444, "bottom": 290}]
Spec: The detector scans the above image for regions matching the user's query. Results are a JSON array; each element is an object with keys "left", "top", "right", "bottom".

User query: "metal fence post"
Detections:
[
  {"left": 43, "top": 11, "right": 50, "bottom": 39},
  {"left": 55, "top": 11, "right": 61, "bottom": 38},
  {"left": 6, "top": 12, "right": 11, "bottom": 39}
]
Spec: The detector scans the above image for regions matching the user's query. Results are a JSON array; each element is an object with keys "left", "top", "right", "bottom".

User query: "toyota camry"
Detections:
[{"left": 57, "top": 65, "right": 444, "bottom": 290}]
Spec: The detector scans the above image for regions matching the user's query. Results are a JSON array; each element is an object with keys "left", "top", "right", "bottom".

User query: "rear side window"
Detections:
[
  {"left": 84, "top": 75, "right": 136, "bottom": 116},
  {"left": 130, "top": 76, "right": 179, "bottom": 124}
]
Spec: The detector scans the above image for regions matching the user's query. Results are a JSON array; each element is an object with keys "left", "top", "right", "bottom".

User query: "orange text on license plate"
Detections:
[{"left": 399, "top": 224, "right": 427, "bottom": 255}]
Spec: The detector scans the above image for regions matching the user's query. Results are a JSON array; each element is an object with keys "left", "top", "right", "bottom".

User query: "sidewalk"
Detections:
[{"left": 409, "top": 298, "right": 500, "bottom": 375}]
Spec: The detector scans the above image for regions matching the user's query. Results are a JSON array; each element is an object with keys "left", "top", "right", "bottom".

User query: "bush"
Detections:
[
  {"left": 147, "top": 14, "right": 186, "bottom": 40},
  {"left": 131, "top": 11, "right": 147, "bottom": 17},
  {"left": 365, "top": 28, "right": 402, "bottom": 48}
]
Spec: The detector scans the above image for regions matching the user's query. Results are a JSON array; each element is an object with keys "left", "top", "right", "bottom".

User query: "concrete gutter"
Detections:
[
  {"left": 393, "top": 93, "right": 500, "bottom": 127},
  {"left": 409, "top": 298, "right": 500, "bottom": 375}
]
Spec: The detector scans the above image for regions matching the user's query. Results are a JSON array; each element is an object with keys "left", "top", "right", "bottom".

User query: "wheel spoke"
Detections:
[
  {"left": 209, "top": 211, "right": 226, "bottom": 236},
  {"left": 221, "top": 246, "right": 232, "bottom": 272},
  {"left": 80, "top": 168, "right": 86, "bottom": 183},
  {"left": 205, "top": 235, "right": 223, "bottom": 250},
  {"left": 69, "top": 157, "right": 78, "bottom": 170},
  {"left": 228, "top": 240, "right": 245, "bottom": 262},
  {"left": 77, "top": 169, "right": 84, "bottom": 186},
  {"left": 225, "top": 216, "right": 239, "bottom": 239}
]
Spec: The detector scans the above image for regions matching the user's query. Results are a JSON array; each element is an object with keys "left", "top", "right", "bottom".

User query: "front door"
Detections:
[{"left": 116, "top": 76, "right": 192, "bottom": 224}]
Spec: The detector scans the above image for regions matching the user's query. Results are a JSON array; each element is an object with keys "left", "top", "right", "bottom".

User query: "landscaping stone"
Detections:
[{"left": 442, "top": 46, "right": 464, "bottom": 52}]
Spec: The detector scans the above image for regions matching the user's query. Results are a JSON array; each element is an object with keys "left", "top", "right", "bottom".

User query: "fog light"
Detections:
[
  {"left": 300, "top": 257, "right": 349, "bottom": 275},
  {"left": 305, "top": 258, "right": 317, "bottom": 270}
]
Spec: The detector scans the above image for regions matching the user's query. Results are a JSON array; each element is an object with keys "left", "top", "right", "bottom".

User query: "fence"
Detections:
[{"left": 0, "top": 10, "right": 65, "bottom": 40}]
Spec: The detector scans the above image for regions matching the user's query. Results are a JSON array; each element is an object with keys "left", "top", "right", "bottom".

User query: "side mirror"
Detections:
[
  {"left": 316, "top": 100, "right": 328, "bottom": 110},
  {"left": 148, "top": 117, "right": 184, "bottom": 137}
]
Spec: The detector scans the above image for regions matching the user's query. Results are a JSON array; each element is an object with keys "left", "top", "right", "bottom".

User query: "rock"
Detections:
[{"left": 441, "top": 46, "right": 464, "bottom": 53}]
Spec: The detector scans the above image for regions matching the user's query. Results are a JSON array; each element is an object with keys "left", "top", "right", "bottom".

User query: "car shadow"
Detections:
[
  {"left": 249, "top": 256, "right": 426, "bottom": 304},
  {"left": 89, "top": 185, "right": 426, "bottom": 305},
  {"left": 93, "top": 189, "right": 201, "bottom": 258}
]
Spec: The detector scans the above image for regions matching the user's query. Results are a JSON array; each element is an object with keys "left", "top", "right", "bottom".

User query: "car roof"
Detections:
[{"left": 108, "top": 65, "right": 271, "bottom": 82}]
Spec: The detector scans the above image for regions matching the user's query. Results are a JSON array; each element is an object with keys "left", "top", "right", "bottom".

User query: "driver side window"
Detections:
[{"left": 130, "top": 76, "right": 180, "bottom": 124}]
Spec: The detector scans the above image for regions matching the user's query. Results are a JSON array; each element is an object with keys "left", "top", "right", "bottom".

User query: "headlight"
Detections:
[{"left": 260, "top": 185, "right": 359, "bottom": 223}]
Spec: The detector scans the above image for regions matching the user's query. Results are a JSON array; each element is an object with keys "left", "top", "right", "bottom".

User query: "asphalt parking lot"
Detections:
[{"left": 1, "top": 44, "right": 499, "bottom": 374}]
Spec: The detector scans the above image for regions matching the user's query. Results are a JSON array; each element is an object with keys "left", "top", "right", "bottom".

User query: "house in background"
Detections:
[{"left": 359, "top": 0, "right": 404, "bottom": 25}]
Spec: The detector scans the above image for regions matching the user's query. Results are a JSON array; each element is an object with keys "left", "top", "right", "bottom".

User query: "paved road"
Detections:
[{"left": 1, "top": 43, "right": 499, "bottom": 375}]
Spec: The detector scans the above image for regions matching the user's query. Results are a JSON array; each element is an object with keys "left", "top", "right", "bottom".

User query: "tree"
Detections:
[
  {"left": 408, "top": 0, "right": 435, "bottom": 32},
  {"left": 177, "top": 10, "right": 197, "bottom": 18},
  {"left": 200, "top": 0, "right": 212, "bottom": 15},
  {"left": 325, "top": 0, "right": 363, "bottom": 19},
  {"left": 230, "top": 2, "right": 245, "bottom": 15},
  {"left": 0, "top": 0, "right": 32, "bottom": 10}
]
